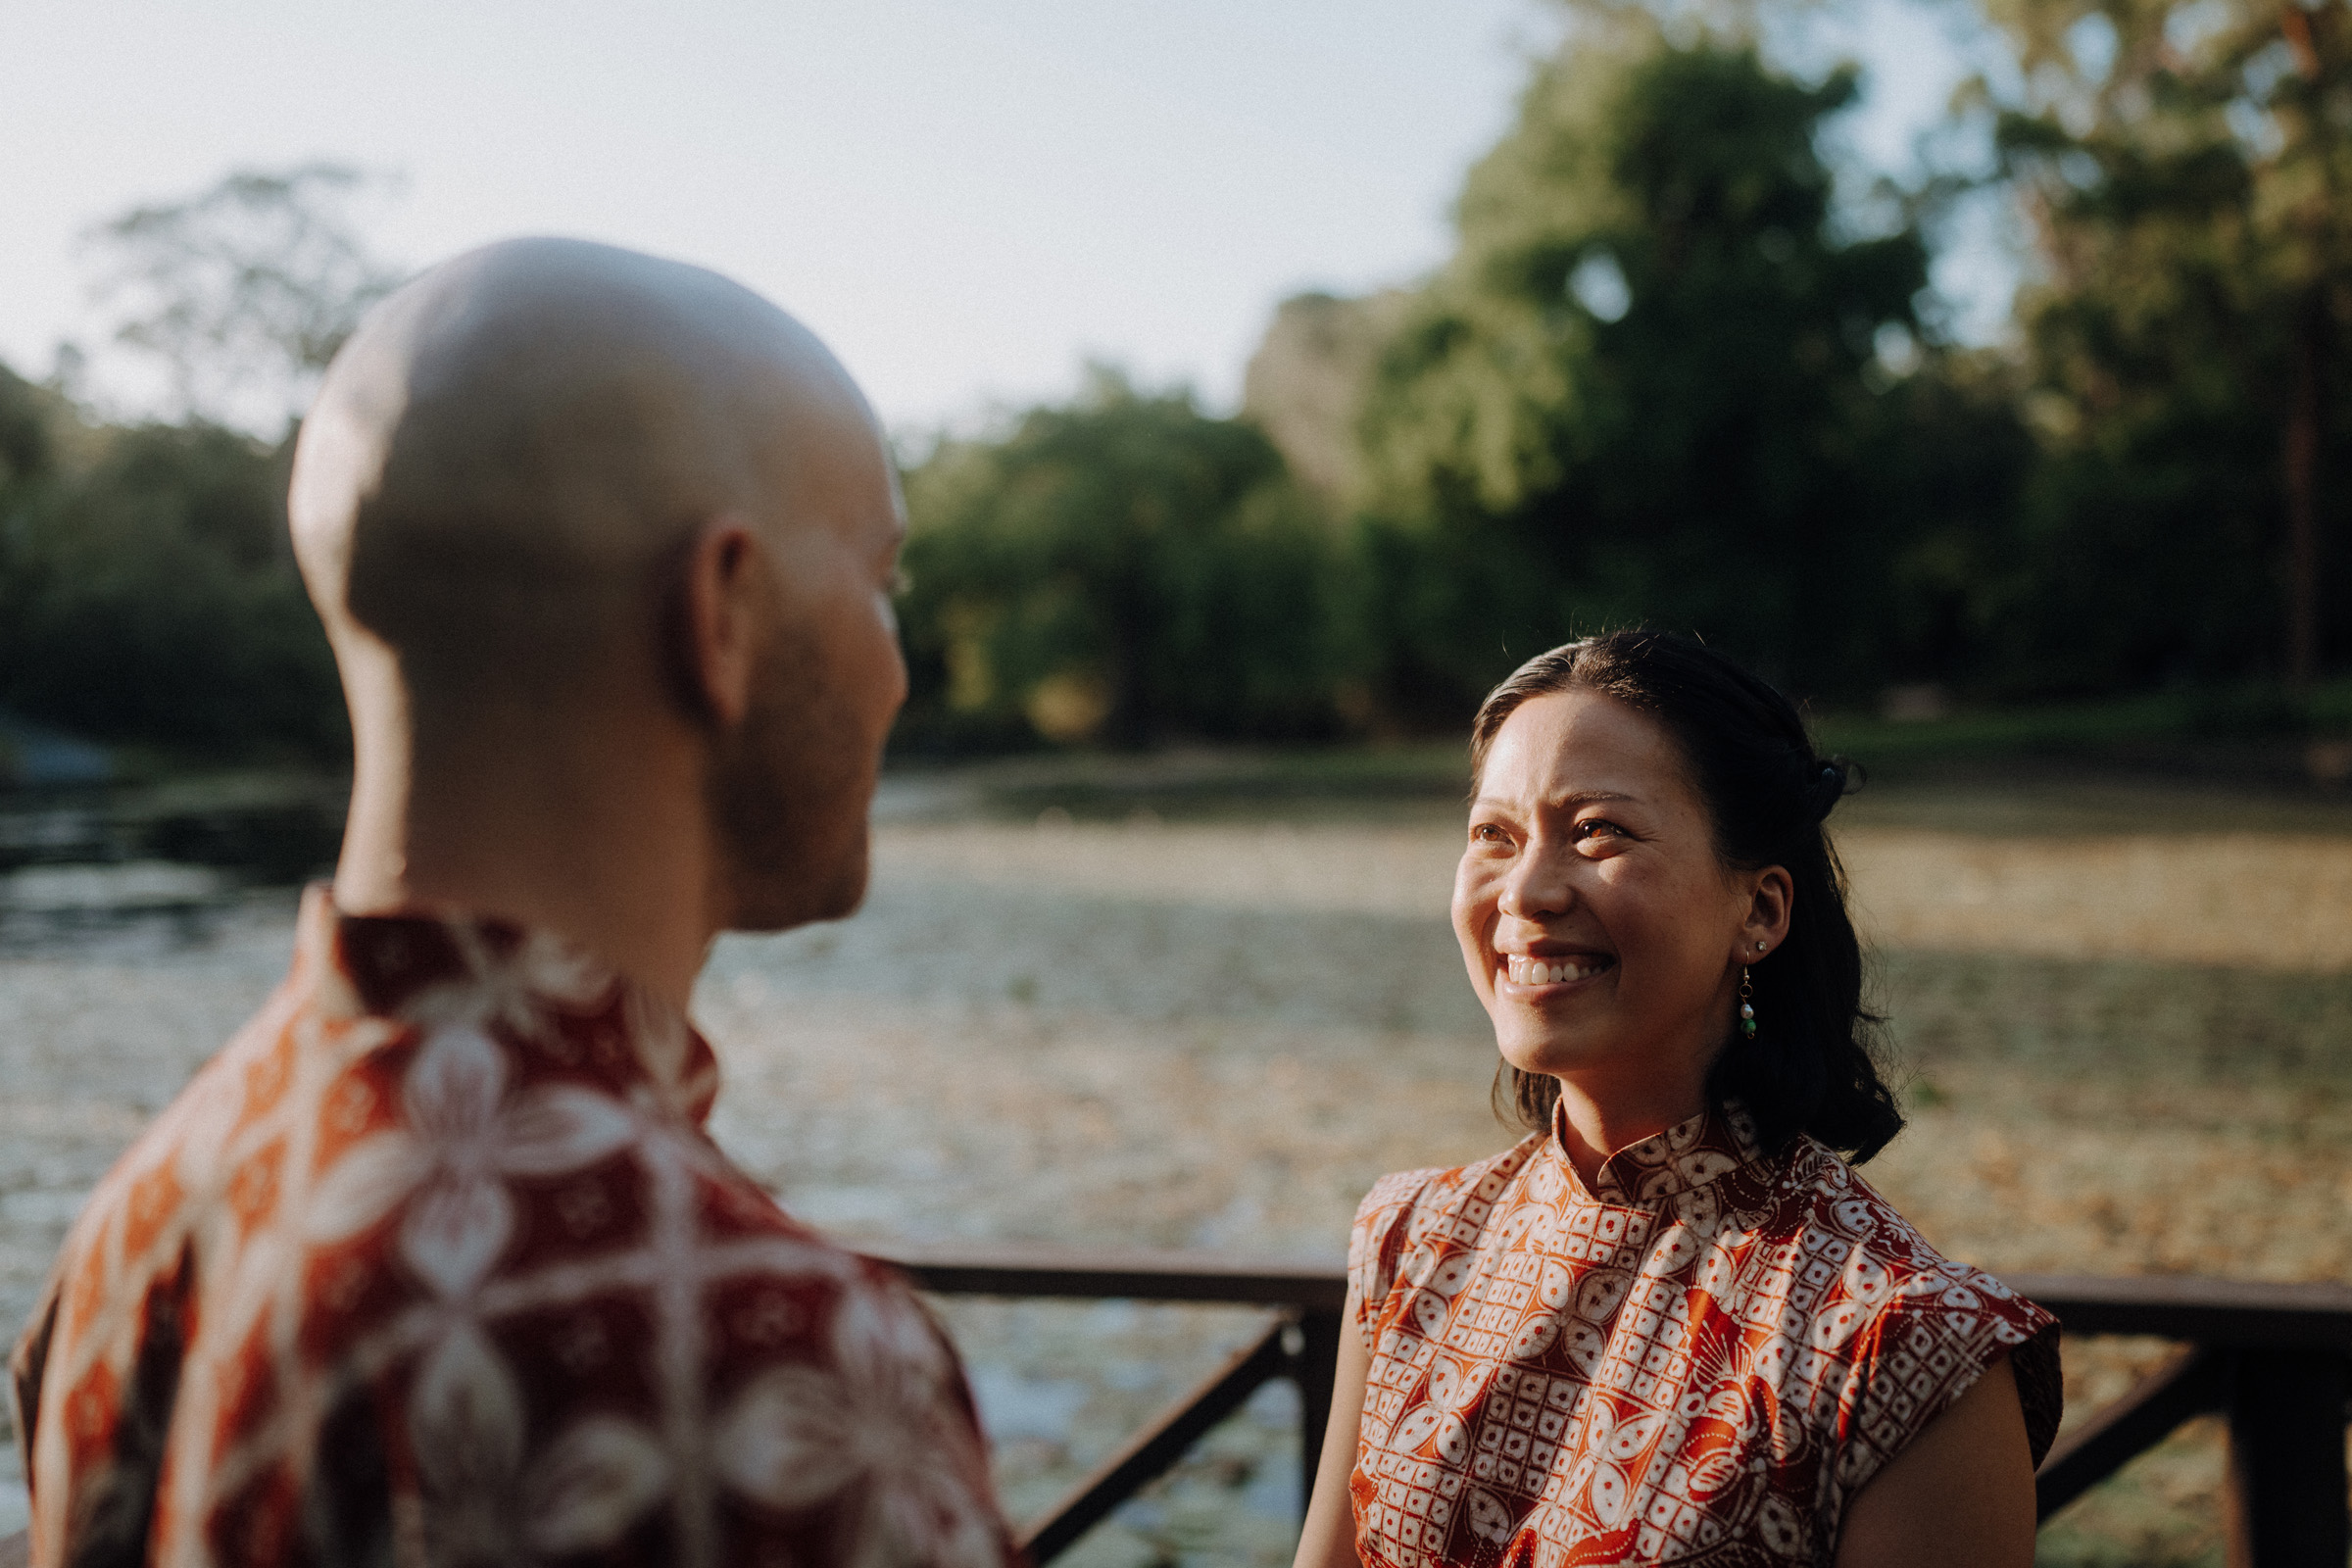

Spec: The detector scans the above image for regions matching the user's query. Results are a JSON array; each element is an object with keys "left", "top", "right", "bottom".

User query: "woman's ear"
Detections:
[{"left": 1739, "top": 865, "right": 1795, "bottom": 960}]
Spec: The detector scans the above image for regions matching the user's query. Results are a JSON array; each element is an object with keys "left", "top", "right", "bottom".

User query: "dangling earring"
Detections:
[{"left": 1739, "top": 967, "right": 1758, "bottom": 1040}]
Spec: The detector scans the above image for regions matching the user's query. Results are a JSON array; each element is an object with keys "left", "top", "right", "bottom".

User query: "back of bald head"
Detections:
[{"left": 291, "top": 237, "right": 871, "bottom": 708}]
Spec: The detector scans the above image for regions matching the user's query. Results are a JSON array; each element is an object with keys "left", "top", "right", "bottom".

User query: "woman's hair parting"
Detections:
[{"left": 1470, "top": 629, "right": 1904, "bottom": 1163}]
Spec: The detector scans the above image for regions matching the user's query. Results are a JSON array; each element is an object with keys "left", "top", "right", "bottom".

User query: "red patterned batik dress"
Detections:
[
  {"left": 1346, "top": 1104, "right": 2059, "bottom": 1567},
  {"left": 12, "top": 889, "right": 1014, "bottom": 1568}
]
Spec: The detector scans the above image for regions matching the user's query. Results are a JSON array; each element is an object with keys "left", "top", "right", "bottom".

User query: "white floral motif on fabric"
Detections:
[
  {"left": 13, "top": 888, "right": 1014, "bottom": 1568},
  {"left": 306, "top": 1022, "right": 638, "bottom": 1298},
  {"left": 1345, "top": 1104, "right": 2060, "bottom": 1567},
  {"left": 716, "top": 1289, "right": 1004, "bottom": 1568}
]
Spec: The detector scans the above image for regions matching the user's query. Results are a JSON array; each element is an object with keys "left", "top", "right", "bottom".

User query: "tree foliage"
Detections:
[
  {"left": 897, "top": 371, "right": 1345, "bottom": 749},
  {"left": 0, "top": 167, "right": 394, "bottom": 764},
  {"left": 83, "top": 163, "right": 405, "bottom": 432},
  {"left": 1351, "top": 24, "right": 2020, "bottom": 708},
  {"left": 0, "top": 368, "right": 343, "bottom": 760},
  {"left": 11, "top": 17, "right": 2346, "bottom": 768},
  {"left": 1982, "top": 0, "right": 2352, "bottom": 689}
]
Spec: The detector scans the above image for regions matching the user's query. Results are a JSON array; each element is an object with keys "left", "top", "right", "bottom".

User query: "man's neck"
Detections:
[{"left": 334, "top": 700, "right": 719, "bottom": 1009}]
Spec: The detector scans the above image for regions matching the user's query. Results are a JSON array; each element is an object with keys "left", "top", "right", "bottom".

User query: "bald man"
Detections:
[{"left": 11, "top": 240, "right": 1013, "bottom": 1568}]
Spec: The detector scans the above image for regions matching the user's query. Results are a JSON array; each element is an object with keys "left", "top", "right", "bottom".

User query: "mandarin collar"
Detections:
[
  {"left": 1551, "top": 1099, "right": 1768, "bottom": 1206},
  {"left": 289, "top": 883, "right": 715, "bottom": 1123}
]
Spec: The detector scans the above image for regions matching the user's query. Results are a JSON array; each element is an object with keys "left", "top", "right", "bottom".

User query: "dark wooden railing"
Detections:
[
  {"left": 878, "top": 1250, "right": 2352, "bottom": 1568},
  {"left": 4, "top": 1254, "right": 2348, "bottom": 1567},
  {"left": 2003, "top": 1272, "right": 2352, "bottom": 1566},
  {"left": 875, "top": 1244, "right": 1348, "bottom": 1561}
]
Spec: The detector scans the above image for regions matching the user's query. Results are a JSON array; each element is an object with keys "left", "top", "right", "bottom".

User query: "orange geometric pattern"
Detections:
[
  {"left": 12, "top": 888, "right": 1013, "bottom": 1568},
  {"left": 1346, "top": 1105, "right": 2059, "bottom": 1566}
]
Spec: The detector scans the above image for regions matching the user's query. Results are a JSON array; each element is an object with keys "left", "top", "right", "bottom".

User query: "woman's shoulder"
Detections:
[
  {"left": 1773, "top": 1137, "right": 2064, "bottom": 1466},
  {"left": 1780, "top": 1139, "right": 2042, "bottom": 1312},
  {"left": 1347, "top": 1135, "right": 1547, "bottom": 1320},
  {"left": 1352, "top": 1133, "right": 1547, "bottom": 1235}
]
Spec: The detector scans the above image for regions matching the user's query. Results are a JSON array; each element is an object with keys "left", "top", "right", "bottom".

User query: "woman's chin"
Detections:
[
  {"left": 1487, "top": 987, "right": 1620, "bottom": 1073},
  {"left": 1493, "top": 1028, "right": 1611, "bottom": 1081}
]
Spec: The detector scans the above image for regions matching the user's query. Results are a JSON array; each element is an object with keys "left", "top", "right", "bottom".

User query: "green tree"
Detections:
[
  {"left": 83, "top": 163, "right": 404, "bottom": 432},
  {"left": 1983, "top": 0, "right": 2352, "bottom": 691},
  {"left": 1354, "top": 22, "right": 2013, "bottom": 710},
  {"left": 0, "top": 386, "right": 344, "bottom": 760},
  {"left": 0, "top": 166, "right": 400, "bottom": 762},
  {"left": 898, "top": 371, "right": 1343, "bottom": 749}
]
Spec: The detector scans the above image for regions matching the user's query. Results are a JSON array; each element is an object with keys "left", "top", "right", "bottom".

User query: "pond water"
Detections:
[
  {"left": 5, "top": 768, "right": 2352, "bottom": 1565},
  {"left": 0, "top": 783, "right": 1491, "bottom": 1565}
]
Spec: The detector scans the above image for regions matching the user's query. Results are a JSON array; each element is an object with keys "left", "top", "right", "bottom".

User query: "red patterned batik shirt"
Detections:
[
  {"left": 1346, "top": 1104, "right": 2059, "bottom": 1567},
  {"left": 12, "top": 889, "right": 1014, "bottom": 1568}
]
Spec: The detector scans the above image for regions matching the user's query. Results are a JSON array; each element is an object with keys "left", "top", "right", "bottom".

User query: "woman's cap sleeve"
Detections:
[
  {"left": 2012, "top": 1319, "right": 2064, "bottom": 1468},
  {"left": 1348, "top": 1168, "right": 1439, "bottom": 1349},
  {"left": 1833, "top": 1258, "right": 2064, "bottom": 1519}
]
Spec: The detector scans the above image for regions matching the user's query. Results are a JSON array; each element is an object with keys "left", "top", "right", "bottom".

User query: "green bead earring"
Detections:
[{"left": 1739, "top": 966, "right": 1757, "bottom": 1038}]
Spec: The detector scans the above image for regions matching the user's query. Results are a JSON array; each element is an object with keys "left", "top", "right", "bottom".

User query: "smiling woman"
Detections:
[
  {"left": 1294, "top": 631, "right": 2062, "bottom": 1568},
  {"left": 1463, "top": 636, "right": 1899, "bottom": 1165}
]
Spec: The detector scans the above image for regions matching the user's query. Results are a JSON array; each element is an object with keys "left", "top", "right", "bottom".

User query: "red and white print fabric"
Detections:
[
  {"left": 1346, "top": 1105, "right": 2059, "bottom": 1567},
  {"left": 12, "top": 888, "right": 1013, "bottom": 1568}
]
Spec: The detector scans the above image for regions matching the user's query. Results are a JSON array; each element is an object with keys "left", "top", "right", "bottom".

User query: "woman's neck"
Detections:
[{"left": 1550, "top": 1064, "right": 1712, "bottom": 1186}]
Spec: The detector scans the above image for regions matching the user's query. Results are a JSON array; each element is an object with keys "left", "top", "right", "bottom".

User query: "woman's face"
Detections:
[{"left": 1453, "top": 688, "right": 1783, "bottom": 1102}]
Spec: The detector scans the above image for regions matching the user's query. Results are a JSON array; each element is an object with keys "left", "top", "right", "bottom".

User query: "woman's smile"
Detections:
[
  {"left": 1499, "top": 952, "right": 1616, "bottom": 989},
  {"left": 1452, "top": 687, "right": 1760, "bottom": 1097},
  {"left": 1298, "top": 635, "right": 2026, "bottom": 1568}
]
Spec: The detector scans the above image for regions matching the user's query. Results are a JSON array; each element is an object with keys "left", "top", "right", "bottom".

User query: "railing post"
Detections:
[
  {"left": 2224, "top": 1348, "right": 2350, "bottom": 1568},
  {"left": 1290, "top": 1307, "right": 1345, "bottom": 1517}
]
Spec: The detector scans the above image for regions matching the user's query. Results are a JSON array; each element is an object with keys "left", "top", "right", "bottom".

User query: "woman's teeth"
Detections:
[{"left": 1508, "top": 956, "right": 1610, "bottom": 985}]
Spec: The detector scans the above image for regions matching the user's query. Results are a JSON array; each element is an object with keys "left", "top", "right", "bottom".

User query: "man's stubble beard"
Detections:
[{"left": 707, "top": 618, "right": 877, "bottom": 933}]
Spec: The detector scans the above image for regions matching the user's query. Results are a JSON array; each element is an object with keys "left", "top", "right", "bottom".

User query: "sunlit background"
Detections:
[
  {"left": 5, "top": 1, "right": 2351, "bottom": 1563},
  {"left": 8, "top": 0, "right": 2004, "bottom": 432}
]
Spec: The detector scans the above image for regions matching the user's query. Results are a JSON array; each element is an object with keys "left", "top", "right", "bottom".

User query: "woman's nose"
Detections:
[{"left": 1496, "top": 845, "right": 1572, "bottom": 920}]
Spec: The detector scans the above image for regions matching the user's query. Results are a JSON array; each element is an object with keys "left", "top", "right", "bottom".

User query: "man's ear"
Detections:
[{"left": 675, "top": 518, "right": 765, "bottom": 730}]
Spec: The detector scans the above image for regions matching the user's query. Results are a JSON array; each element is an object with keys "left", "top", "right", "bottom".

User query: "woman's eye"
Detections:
[
  {"left": 1470, "top": 822, "right": 1510, "bottom": 845},
  {"left": 1575, "top": 818, "right": 1624, "bottom": 841}
]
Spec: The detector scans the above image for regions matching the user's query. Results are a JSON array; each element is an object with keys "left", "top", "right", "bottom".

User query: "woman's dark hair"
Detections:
[{"left": 1471, "top": 629, "right": 1903, "bottom": 1163}]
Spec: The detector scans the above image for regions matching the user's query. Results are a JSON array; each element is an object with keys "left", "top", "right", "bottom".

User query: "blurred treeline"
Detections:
[
  {"left": 5, "top": 0, "right": 2351, "bottom": 765},
  {"left": 897, "top": 0, "right": 2352, "bottom": 750},
  {"left": 0, "top": 166, "right": 388, "bottom": 770},
  {"left": 0, "top": 370, "right": 343, "bottom": 762}
]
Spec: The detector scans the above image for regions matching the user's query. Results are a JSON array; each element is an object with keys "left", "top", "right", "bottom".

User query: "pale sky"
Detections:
[{"left": 1, "top": 0, "right": 2016, "bottom": 436}]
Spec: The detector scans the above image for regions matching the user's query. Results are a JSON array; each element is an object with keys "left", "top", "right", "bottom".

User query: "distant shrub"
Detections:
[
  {"left": 897, "top": 370, "right": 1351, "bottom": 751},
  {"left": 0, "top": 367, "right": 345, "bottom": 763}
]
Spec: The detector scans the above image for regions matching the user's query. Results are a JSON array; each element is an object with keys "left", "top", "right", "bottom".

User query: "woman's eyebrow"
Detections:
[
  {"left": 1470, "top": 790, "right": 1641, "bottom": 811},
  {"left": 1551, "top": 789, "right": 1641, "bottom": 811}
]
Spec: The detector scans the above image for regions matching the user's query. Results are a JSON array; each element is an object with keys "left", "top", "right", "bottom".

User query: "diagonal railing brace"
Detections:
[
  {"left": 2035, "top": 1345, "right": 2225, "bottom": 1520},
  {"left": 1018, "top": 1313, "right": 1298, "bottom": 1562}
]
